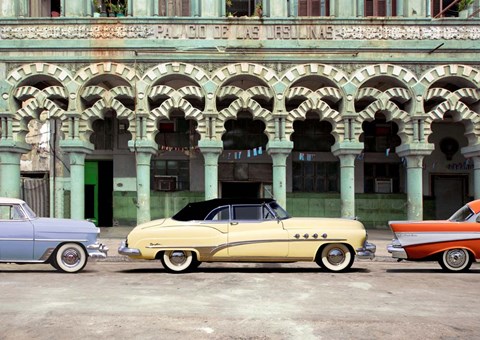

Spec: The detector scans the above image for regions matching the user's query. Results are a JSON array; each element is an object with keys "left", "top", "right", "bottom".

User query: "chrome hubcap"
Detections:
[
  {"left": 170, "top": 251, "right": 187, "bottom": 266},
  {"left": 446, "top": 249, "right": 466, "bottom": 268},
  {"left": 62, "top": 248, "right": 81, "bottom": 266},
  {"left": 327, "top": 248, "right": 345, "bottom": 265}
]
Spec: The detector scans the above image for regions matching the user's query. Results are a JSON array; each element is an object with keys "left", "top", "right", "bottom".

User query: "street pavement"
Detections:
[{"left": 99, "top": 227, "right": 393, "bottom": 261}]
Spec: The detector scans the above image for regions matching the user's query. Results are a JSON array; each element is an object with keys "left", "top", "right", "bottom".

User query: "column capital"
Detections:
[
  {"left": 128, "top": 139, "right": 158, "bottom": 155},
  {"left": 0, "top": 140, "right": 31, "bottom": 154},
  {"left": 331, "top": 141, "right": 364, "bottom": 157},
  {"left": 198, "top": 140, "right": 223, "bottom": 154},
  {"left": 461, "top": 144, "right": 480, "bottom": 158},
  {"left": 396, "top": 143, "right": 434, "bottom": 158},
  {"left": 59, "top": 139, "right": 94, "bottom": 154},
  {"left": 266, "top": 140, "right": 293, "bottom": 154}
]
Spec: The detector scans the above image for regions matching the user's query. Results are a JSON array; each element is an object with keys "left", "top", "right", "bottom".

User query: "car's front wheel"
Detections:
[
  {"left": 51, "top": 243, "right": 88, "bottom": 273},
  {"left": 316, "top": 243, "right": 354, "bottom": 272},
  {"left": 161, "top": 250, "right": 199, "bottom": 273},
  {"left": 438, "top": 248, "right": 472, "bottom": 272}
]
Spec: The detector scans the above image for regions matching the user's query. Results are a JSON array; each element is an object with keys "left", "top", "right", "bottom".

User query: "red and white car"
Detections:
[{"left": 388, "top": 200, "right": 480, "bottom": 272}]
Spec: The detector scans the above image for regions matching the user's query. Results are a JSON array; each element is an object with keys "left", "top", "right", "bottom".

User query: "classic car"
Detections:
[
  {"left": 0, "top": 197, "right": 108, "bottom": 273},
  {"left": 118, "top": 198, "right": 376, "bottom": 273},
  {"left": 388, "top": 199, "right": 480, "bottom": 272}
]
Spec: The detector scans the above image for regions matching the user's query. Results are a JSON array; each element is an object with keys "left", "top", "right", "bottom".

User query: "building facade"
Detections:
[{"left": 0, "top": 0, "right": 479, "bottom": 228}]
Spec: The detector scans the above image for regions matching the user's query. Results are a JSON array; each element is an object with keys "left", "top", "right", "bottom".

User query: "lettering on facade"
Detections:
[{"left": 1, "top": 24, "right": 479, "bottom": 40}]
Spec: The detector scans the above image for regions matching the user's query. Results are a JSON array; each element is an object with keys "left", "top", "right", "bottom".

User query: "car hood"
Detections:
[{"left": 33, "top": 217, "right": 99, "bottom": 234}]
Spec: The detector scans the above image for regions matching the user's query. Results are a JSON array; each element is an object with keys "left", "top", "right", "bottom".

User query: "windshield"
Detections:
[
  {"left": 268, "top": 202, "right": 290, "bottom": 220},
  {"left": 21, "top": 203, "right": 37, "bottom": 219},
  {"left": 448, "top": 205, "right": 473, "bottom": 222}
]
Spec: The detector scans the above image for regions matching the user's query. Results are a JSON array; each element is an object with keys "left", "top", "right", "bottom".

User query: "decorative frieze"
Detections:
[{"left": 1, "top": 24, "right": 479, "bottom": 41}]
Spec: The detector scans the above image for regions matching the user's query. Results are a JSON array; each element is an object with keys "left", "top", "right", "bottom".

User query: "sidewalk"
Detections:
[{"left": 98, "top": 227, "right": 393, "bottom": 261}]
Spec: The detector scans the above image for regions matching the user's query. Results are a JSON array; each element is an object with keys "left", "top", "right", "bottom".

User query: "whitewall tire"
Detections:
[
  {"left": 439, "top": 248, "right": 472, "bottom": 272},
  {"left": 161, "top": 250, "right": 196, "bottom": 273},
  {"left": 317, "top": 243, "right": 354, "bottom": 272},
  {"left": 52, "top": 243, "right": 88, "bottom": 273}
]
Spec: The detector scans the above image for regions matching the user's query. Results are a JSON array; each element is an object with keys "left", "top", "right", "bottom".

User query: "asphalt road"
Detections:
[{"left": 1, "top": 260, "right": 479, "bottom": 339}]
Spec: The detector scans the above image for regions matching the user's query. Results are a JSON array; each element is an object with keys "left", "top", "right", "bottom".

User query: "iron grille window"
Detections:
[
  {"left": 156, "top": 117, "right": 192, "bottom": 148},
  {"left": 159, "top": 0, "right": 190, "bottom": 16},
  {"left": 151, "top": 160, "right": 190, "bottom": 191},
  {"left": 365, "top": 0, "right": 397, "bottom": 16},
  {"left": 292, "top": 162, "right": 339, "bottom": 192},
  {"left": 298, "top": 0, "right": 330, "bottom": 16},
  {"left": 364, "top": 163, "right": 400, "bottom": 193},
  {"left": 227, "top": 0, "right": 262, "bottom": 16}
]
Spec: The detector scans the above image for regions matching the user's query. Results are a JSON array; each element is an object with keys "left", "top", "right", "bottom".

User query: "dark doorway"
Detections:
[
  {"left": 222, "top": 182, "right": 260, "bottom": 199},
  {"left": 432, "top": 175, "right": 468, "bottom": 219},
  {"left": 98, "top": 161, "right": 113, "bottom": 226},
  {"left": 85, "top": 160, "right": 113, "bottom": 227}
]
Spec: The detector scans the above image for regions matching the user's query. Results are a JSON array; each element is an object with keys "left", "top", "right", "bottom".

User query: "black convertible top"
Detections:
[{"left": 172, "top": 198, "right": 276, "bottom": 221}]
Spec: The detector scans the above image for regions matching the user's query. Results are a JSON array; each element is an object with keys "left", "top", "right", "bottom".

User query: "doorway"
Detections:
[
  {"left": 221, "top": 182, "right": 261, "bottom": 199},
  {"left": 85, "top": 161, "right": 113, "bottom": 226},
  {"left": 432, "top": 175, "right": 468, "bottom": 219}
]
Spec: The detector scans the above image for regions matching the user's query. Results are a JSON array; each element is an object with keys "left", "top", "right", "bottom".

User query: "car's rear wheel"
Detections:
[
  {"left": 51, "top": 243, "right": 88, "bottom": 273},
  {"left": 161, "top": 250, "right": 198, "bottom": 273},
  {"left": 438, "top": 248, "right": 472, "bottom": 272},
  {"left": 316, "top": 243, "right": 354, "bottom": 272}
]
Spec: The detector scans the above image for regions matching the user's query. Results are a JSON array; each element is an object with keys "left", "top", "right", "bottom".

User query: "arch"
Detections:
[
  {"left": 419, "top": 65, "right": 480, "bottom": 88},
  {"left": 350, "top": 64, "right": 418, "bottom": 89},
  {"left": 281, "top": 64, "right": 349, "bottom": 88},
  {"left": 212, "top": 63, "right": 279, "bottom": 88}
]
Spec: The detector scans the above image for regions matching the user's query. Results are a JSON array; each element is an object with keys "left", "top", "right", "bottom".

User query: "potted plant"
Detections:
[
  {"left": 226, "top": 0, "right": 233, "bottom": 17},
  {"left": 458, "top": 0, "right": 474, "bottom": 18},
  {"left": 254, "top": 2, "right": 262, "bottom": 17},
  {"left": 92, "top": 0, "right": 102, "bottom": 17}
]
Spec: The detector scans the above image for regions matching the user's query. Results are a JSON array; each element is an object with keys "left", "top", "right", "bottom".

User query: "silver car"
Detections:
[{"left": 0, "top": 197, "right": 107, "bottom": 273}]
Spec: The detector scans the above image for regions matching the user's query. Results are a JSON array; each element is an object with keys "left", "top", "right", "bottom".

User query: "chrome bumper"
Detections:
[
  {"left": 356, "top": 241, "right": 376, "bottom": 260},
  {"left": 87, "top": 242, "right": 109, "bottom": 259},
  {"left": 118, "top": 240, "right": 142, "bottom": 256},
  {"left": 387, "top": 244, "right": 408, "bottom": 259}
]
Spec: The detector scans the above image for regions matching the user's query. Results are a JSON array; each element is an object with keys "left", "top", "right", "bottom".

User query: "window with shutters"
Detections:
[
  {"left": 298, "top": 0, "right": 330, "bottom": 16},
  {"left": 364, "top": 0, "right": 397, "bottom": 16},
  {"left": 159, "top": 0, "right": 191, "bottom": 16}
]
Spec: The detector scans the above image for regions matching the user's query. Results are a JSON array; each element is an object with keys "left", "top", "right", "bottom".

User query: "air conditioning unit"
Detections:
[
  {"left": 375, "top": 178, "right": 393, "bottom": 193},
  {"left": 154, "top": 176, "right": 177, "bottom": 191}
]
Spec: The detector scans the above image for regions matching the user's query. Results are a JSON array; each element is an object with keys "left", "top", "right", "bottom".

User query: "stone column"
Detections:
[
  {"left": 267, "top": 141, "right": 293, "bottom": 209},
  {"left": 332, "top": 142, "right": 363, "bottom": 219},
  {"left": 60, "top": 140, "right": 93, "bottom": 220},
  {"left": 198, "top": 140, "right": 223, "bottom": 200},
  {"left": 129, "top": 140, "right": 157, "bottom": 225},
  {"left": 397, "top": 144, "right": 434, "bottom": 221},
  {"left": 0, "top": 141, "right": 30, "bottom": 198}
]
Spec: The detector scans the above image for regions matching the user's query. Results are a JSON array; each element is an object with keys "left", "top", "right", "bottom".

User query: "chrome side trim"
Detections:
[{"left": 396, "top": 231, "right": 480, "bottom": 247}]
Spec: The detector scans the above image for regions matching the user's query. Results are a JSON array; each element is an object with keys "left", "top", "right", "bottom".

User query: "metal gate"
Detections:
[{"left": 21, "top": 176, "right": 50, "bottom": 217}]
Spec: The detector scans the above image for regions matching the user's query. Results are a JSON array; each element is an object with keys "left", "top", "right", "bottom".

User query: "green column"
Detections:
[
  {"left": 0, "top": 142, "right": 30, "bottom": 198},
  {"left": 332, "top": 142, "right": 363, "bottom": 219},
  {"left": 397, "top": 144, "right": 433, "bottom": 221},
  {"left": 267, "top": 141, "right": 293, "bottom": 209},
  {"left": 129, "top": 140, "right": 157, "bottom": 225},
  {"left": 404, "top": 155, "right": 424, "bottom": 220},
  {"left": 60, "top": 140, "right": 93, "bottom": 220},
  {"left": 69, "top": 152, "right": 86, "bottom": 220},
  {"left": 198, "top": 140, "right": 223, "bottom": 200}
]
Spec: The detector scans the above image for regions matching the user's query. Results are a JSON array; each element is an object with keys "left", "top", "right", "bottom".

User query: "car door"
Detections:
[
  {"left": 227, "top": 204, "right": 288, "bottom": 258},
  {"left": 0, "top": 203, "right": 35, "bottom": 261}
]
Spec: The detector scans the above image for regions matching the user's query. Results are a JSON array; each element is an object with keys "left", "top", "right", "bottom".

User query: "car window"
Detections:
[
  {"left": 233, "top": 205, "right": 262, "bottom": 220},
  {"left": 205, "top": 206, "right": 230, "bottom": 221},
  {"left": 0, "top": 204, "right": 25, "bottom": 220},
  {"left": 449, "top": 205, "right": 474, "bottom": 222}
]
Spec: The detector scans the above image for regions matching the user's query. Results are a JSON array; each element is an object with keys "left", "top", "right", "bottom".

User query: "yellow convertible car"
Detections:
[{"left": 118, "top": 198, "right": 375, "bottom": 273}]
